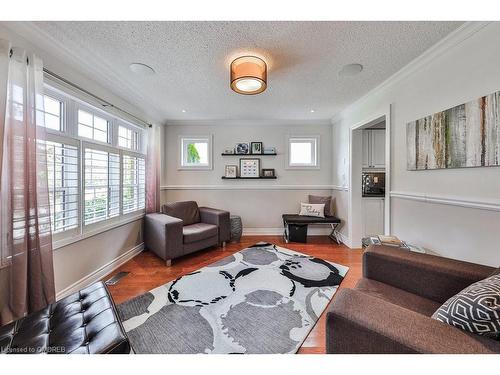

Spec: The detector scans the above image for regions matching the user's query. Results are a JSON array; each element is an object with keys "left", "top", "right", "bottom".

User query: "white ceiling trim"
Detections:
[
  {"left": 331, "top": 21, "right": 491, "bottom": 124},
  {"left": 165, "top": 119, "right": 332, "bottom": 127}
]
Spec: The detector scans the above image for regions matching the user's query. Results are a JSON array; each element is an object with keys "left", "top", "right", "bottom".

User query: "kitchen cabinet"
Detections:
[
  {"left": 362, "top": 129, "right": 386, "bottom": 169},
  {"left": 362, "top": 198, "right": 384, "bottom": 236}
]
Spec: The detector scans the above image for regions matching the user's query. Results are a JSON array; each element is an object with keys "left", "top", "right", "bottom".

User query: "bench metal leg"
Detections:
[{"left": 329, "top": 223, "right": 341, "bottom": 244}]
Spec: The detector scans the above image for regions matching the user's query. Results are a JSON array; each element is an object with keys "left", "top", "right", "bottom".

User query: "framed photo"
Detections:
[
  {"left": 225, "top": 165, "right": 238, "bottom": 178},
  {"left": 239, "top": 158, "right": 260, "bottom": 178},
  {"left": 261, "top": 168, "right": 275, "bottom": 177},
  {"left": 251, "top": 142, "right": 263, "bottom": 154},
  {"left": 235, "top": 142, "right": 250, "bottom": 154}
]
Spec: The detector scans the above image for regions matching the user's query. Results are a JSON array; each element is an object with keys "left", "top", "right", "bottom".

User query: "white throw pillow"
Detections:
[{"left": 299, "top": 203, "right": 325, "bottom": 218}]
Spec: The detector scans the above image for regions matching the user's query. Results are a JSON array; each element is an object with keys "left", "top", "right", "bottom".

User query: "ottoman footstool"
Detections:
[{"left": 0, "top": 282, "right": 130, "bottom": 354}]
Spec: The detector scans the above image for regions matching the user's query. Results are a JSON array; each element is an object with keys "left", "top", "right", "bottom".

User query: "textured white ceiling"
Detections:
[{"left": 10, "top": 21, "right": 462, "bottom": 124}]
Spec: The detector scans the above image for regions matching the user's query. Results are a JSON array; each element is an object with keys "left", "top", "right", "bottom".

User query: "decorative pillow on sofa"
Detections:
[
  {"left": 308, "top": 195, "right": 334, "bottom": 216},
  {"left": 432, "top": 274, "right": 500, "bottom": 340},
  {"left": 299, "top": 203, "right": 325, "bottom": 218}
]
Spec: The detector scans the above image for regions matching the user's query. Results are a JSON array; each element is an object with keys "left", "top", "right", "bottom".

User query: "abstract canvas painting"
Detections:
[{"left": 407, "top": 90, "right": 500, "bottom": 170}]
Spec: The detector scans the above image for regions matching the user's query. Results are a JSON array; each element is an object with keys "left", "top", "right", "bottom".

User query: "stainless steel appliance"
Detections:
[{"left": 362, "top": 172, "right": 385, "bottom": 197}]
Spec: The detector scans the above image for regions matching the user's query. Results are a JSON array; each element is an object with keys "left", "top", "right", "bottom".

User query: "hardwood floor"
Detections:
[{"left": 103, "top": 235, "right": 363, "bottom": 354}]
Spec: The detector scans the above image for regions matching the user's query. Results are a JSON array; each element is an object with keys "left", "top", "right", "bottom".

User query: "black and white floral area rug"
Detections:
[{"left": 117, "top": 242, "right": 349, "bottom": 354}]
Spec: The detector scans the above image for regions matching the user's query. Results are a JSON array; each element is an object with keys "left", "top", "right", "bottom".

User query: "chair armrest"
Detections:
[
  {"left": 363, "top": 245, "right": 494, "bottom": 303},
  {"left": 326, "top": 288, "right": 500, "bottom": 354},
  {"left": 144, "top": 213, "right": 183, "bottom": 261},
  {"left": 199, "top": 207, "right": 230, "bottom": 242}
]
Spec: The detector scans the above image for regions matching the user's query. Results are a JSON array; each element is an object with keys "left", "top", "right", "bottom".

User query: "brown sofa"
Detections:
[
  {"left": 144, "top": 201, "right": 230, "bottom": 266},
  {"left": 326, "top": 245, "right": 500, "bottom": 354}
]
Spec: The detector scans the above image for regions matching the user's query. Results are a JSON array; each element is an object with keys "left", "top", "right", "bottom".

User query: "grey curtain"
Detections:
[{"left": 0, "top": 40, "right": 55, "bottom": 325}]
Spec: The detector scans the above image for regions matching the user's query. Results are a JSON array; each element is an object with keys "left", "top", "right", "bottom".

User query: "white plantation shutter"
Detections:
[
  {"left": 46, "top": 141, "right": 79, "bottom": 233},
  {"left": 123, "top": 154, "right": 145, "bottom": 213},
  {"left": 84, "top": 148, "right": 120, "bottom": 225}
]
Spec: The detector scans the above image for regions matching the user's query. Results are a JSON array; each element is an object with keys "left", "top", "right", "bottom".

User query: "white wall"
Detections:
[
  {"left": 332, "top": 22, "right": 500, "bottom": 266},
  {"left": 0, "top": 24, "right": 147, "bottom": 295},
  {"left": 162, "top": 121, "right": 338, "bottom": 232}
]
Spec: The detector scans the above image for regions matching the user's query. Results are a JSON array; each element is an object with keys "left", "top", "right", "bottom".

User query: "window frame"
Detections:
[
  {"left": 41, "top": 83, "right": 147, "bottom": 250},
  {"left": 178, "top": 135, "right": 213, "bottom": 170},
  {"left": 286, "top": 135, "right": 320, "bottom": 169}
]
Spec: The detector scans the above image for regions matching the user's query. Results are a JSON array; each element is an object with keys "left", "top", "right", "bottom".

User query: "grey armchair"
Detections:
[{"left": 144, "top": 201, "right": 230, "bottom": 266}]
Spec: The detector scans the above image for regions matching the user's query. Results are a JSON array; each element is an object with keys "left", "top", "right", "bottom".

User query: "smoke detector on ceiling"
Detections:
[
  {"left": 339, "top": 63, "right": 363, "bottom": 77},
  {"left": 129, "top": 62, "right": 156, "bottom": 76}
]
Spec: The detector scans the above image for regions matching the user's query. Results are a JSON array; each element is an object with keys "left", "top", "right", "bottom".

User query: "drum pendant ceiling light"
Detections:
[{"left": 230, "top": 56, "right": 267, "bottom": 95}]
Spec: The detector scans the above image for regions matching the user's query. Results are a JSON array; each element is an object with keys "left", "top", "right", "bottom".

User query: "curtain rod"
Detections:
[{"left": 43, "top": 68, "right": 153, "bottom": 128}]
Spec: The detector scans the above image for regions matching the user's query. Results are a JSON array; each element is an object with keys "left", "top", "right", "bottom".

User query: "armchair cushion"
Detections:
[
  {"left": 162, "top": 201, "right": 200, "bottom": 226},
  {"left": 183, "top": 223, "right": 218, "bottom": 244},
  {"left": 363, "top": 245, "right": 495, "bottom": 303}
]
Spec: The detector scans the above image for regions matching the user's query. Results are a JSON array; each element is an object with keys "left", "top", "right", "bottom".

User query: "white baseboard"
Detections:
[
  {"left": 242, "top": 227, "right": 332, "bottom": 236},
  {"left": 56, "top": 242, "right": 144, "bottom": 300}
]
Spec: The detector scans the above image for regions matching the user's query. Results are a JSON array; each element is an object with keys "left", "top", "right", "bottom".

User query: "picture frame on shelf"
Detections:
[
  {"left": 224, "top": 165, "right": 238, "bottom": 178},
  {"left": 263, "top": 147, "right": 276, "bottom": 154},
  {"left": 235, "top": 142, "right": 250, "bottom": 154},
  {"left": 239, "top": 158, "right": 260, "bottom": 178},
  {"left": 261, "top": 168, "right": 275, "bottom": 177},
  {"left": 251, "top": 142, "right": 263, "bottom": 154}
]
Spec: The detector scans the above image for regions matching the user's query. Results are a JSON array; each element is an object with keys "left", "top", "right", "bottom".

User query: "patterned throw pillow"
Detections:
[{"left": 432, "top": 274, "right": 500, "bottom": 340}]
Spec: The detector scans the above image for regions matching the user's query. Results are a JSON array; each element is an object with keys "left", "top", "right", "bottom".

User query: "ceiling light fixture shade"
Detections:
[{"left": 230, "top": 56, "right": 267, "bottom": 95}]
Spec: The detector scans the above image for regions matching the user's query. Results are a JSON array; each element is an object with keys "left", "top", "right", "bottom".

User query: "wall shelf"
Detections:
[
  {"left": 221, "top": 153, "right": 277, "bottom": 156},
  {"left": 221, "top": 176, "right": 277, "bottom": 180}
]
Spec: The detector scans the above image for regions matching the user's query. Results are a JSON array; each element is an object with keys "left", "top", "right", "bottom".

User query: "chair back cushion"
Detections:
[{"left": 162, "top": 201, "right": 200, "bottom": 226}]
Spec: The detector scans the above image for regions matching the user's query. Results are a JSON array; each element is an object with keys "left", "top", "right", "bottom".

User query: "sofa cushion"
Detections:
[
  {"left": 162, "top": 201, "right": 200, "bottom": 226},
  {"left": 183, "top": 223, "right": 218, "bottom": 244},
  {"left": 355, "top": 278, "right": 441, "bottom": 316},
  {"left": 490, "top": 267, "right": 500, "bottom": 277},
  {"left": 432, "top": 274, "right": 500, "bottom": 341}
]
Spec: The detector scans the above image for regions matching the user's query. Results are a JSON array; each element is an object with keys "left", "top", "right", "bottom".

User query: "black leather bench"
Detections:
[
  {"left": 282, "top": 214, "right": 342, "bottom": 244},
  {"left": 0, "top": 282, "right": 130, "bottom": 354}
]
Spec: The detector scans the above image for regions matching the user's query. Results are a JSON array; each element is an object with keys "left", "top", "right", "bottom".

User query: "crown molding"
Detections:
[
  {"left": 164, "top": 119, "right": 332, "bottom": 127},
  {"left": 331, "top": 21, "right": 491, "bottom": 124}
]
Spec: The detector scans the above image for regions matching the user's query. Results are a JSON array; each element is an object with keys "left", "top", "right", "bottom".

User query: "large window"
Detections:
[
  {"left": 41, "top": 85, "right": 146, "bottom": 247},
  {"left": 179, "top": 135, "right": 212, "bottom": 169},
  {"left": 123, "top": 155, "right": 146, "bottom": 213},
  {"left": 287, "top": 136, "right": 319, "bottom": 169},
  {"left": 84, "top": 148, "right": 120, "bottom": 225},
  {"left": 46, "top": 140, "right": 79, "bottom": 234}
]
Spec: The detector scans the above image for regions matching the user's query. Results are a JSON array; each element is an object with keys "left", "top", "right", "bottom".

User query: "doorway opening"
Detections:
[{"left": 348, "top": 106, "right": 391, "bottom": 248}]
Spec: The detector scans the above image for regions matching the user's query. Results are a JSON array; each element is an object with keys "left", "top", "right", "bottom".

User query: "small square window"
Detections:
[
  {"left": 37, "top": 95, "right": 63, "bottom": 131},
  {"left": 118, "top": 125, "right": 138, "bottom": 150},
  {"left": 287, "top": 136, "right": 319, "bottom": 169},
  {"left": 78, "top": 109, "right": 110, "bottom": 143},
  {"left": 179, "top": 136, "right": 212, "bottom": 170}
]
